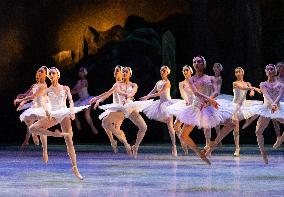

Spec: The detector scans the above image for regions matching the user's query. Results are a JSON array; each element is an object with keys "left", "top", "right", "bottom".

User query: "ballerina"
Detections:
[
  {"left": 140, "top": 66, "right": 179, "bottom": 157},
  {"left": 94, "top": 67, "right": 153, "bottom": 158},
  {"left": 89, "top": 65, "right": 124, "bottom": 153},
  {"left": 272, "top": 61, "right": 284, "bottom": 149},
  {"left": 242, "top": 63, "right": 283, "bottom": 146},
  {"left": 28, "top": 67, "right": 89, "bottom": 179},
  {"left": 14, "top": 66, "right": 49, "bottom": 161},
  {"left": 174, "top": 56, "right": 235, "bottom": 164},
  {"left": 248, "top": 64, "right": 284, "bottom": 164},
  {"left": 71, "top": 67, "right": 98, "bottom": 135},
  {"left": 219, "top": 67, "right": 262, "bottom": 157},
  {"left": 167, "top": 65, "right": 195, "bottom": 155}
]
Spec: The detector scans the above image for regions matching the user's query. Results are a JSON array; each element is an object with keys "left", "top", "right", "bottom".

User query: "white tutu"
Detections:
[
  {"left": 246, "top": 102, "right": 284, "bottom": 120},
  {"left": 170, "top": 100, "right": 232, "bottom": 129},
  {"left": 99, "top": 100, "right": 154, "bottom": 119},
  {"left": 20, "top": 105, "right": 89, "bottom": 123},
  {"left": 20, "top": 107, "right": 46, "bottom": 122},
  {"left": 74, "top": 96, "right": 93, "bottom": 107},
  {"left": 216, "top": 94, "right": 234, "bottom": 101},
  {"left": 216, "top": 99, "right": 262, "bottom": 121},
  {"left": 142, "top": 99, "right": 180, "bottom": 122}
]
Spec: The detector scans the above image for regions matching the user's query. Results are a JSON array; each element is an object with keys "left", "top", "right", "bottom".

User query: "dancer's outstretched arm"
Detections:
[
  {"left": 65, "top": 86, "right": 75, "bottom": 120},
  {"left": 14, "top": 84, "right": 46, "bottom": 104},
  {"left": 140, "top": 81, "right": 168, "bottom": 100}
]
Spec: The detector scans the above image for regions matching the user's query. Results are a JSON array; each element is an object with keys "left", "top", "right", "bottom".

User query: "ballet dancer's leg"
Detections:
[{"left": 84, "top": 108, "right": 98, "bottom": 135}]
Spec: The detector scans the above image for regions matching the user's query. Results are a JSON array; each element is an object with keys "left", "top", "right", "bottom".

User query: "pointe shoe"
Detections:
[
  {"left": 233, "top": 148, "right": 240, "bottom": 157},
  {"left": 261, "top": 151, "right": 268, "bottom": 165},
  {"left": 32, "top": 135, "right": 40, "bottom": 146},
  {"left": 205, "top": 141, "right": 217, "bottom": 157},
  {"left": 42, "top": 151, "right": 48, "bottom": 164},
  {"left": 132, "top": 145, "right": 138, "bottom": 158},
  {"left": 20, "top": 141, "right": 29, "bottom": 150},
  {"left": 242, "top": 122, "right": 250, "bottom": 130},
  {"left": 111, "top": 141, "right": 118, "bottom": 154},
  {"left": 92, "top": 127, "right": 99, "bottom": 135},
  {"left": 125, "top": 144, "right": 132, "bottom": 157},
  {"left": 172, "top": 145, "right": 178, "bottom": 157},
  {"left": 273, "top": 136, "right": 284, "bottom": 150},
  {"left": 181, "top": 142, "right": 189, "bottom": 156},
  {"left": 72, "top": 166, "right": 84, "bottom": 180},
  {"left": 198, "top": 150, "right": 211, "bottom": 165}
]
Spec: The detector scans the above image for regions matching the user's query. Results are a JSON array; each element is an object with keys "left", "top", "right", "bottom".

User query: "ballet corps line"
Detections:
[{"left": 13, "top": 57, "right": 284, "bottom": 180}]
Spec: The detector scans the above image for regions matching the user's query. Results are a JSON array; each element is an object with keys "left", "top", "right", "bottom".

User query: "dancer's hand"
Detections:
[
  {"left": 16, "top": 101, "right": 27, "bottom": 111},
  {"left": 140, "top": 95, "right": 149, "bottom": 101},
  {"left": 209, "top": 98, "right": 219, "bottom": 109},
  {"left": 93, "top": 100, "right": 101, "bottom": 109},
  {"left": 89, "top": 96, "right": 98, "bottom": 105},
  {"left": 249, "top": 90, "right": 255, "bottom": 97},
  {"left": 14, "top": 99, "right": 21, "bottom": 105},
  {"left": 45, "top": 110, "right": 52, "bottom": 120},
  {"left": 271, "top": 104, "right": 278, "bottom": 113},
  {"left": 253, "top": 87, "right": 262, "bottom": 94}
]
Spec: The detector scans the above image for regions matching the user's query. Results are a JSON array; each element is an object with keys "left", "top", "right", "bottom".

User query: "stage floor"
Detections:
[{"left": 0, "top": 144, "right": 283, "bottom": 197}]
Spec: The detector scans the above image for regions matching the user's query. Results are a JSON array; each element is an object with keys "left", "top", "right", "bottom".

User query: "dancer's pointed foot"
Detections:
[
  {"left": 72, "top": 166, "right": 84, "bottom": 180},
  {"left": 132, "top": 145, "right": 138, "bottom": 158},
  {"left": 20, "top": 141, "right": 29, "bottom": 150},
  {"left": 198, "top": 150, "right": 211, "bottom": 165},
  {"left": 181, "top": 143, "right": 189, "bottom": 156},
  {"left": 32, "top": 134, "right": 40, "bottom": 145},
  {"left": 172, "top": 145, "right": 177, "bottom": 158},
  {"left": 125, "top": 144, "right": 132, "bottom": 157},
  {"left": 261, "top": 151, "right": 268, "bottom": 164},
  {"left": 92, "top": 127, "right": 99, "bottom": 135},
  {"left": 273, "top": 136, "right": 284, "bottom": 150},
  {"left": 205, "top": 141, "right": 217, "bottom": 157},
  {"left": 42, "top": 151, "right": 48, "bottom": 164},
  {"left": 111, "top": 141, "right": 118, "bottom": 154},
  {"left": 233, "top": 148, "right": 240, "bottom": 157},
  {"left": 242, "top": 121, "right": 250, "bottom": 130}
]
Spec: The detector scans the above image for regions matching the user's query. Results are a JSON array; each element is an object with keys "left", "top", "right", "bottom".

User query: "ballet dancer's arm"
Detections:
[
  {"left": 210, "top": 76, "right": 219, "bottom": 99},
  {"left": 179, "top": 82, "right": 189, "bottom": 104},
  {"left": 14, "top": 84, "right": 35, "bottom": 106},
  {"left": 272, "top": 83, "right": 284, "bottom": 105},
  {"left": 71, "top": 80, "right": 87, "bottom": 95},
  {"left": 14, "top": 84, "right": 46, "bottom": 104},
  {"left": 188, "top": 78, "right": 219, "bottom": 109},
  {"left": 65, "top": 86, "right": 75, "bottom": 120},
  {"left": 260, "top": 82, "right": 277, "bottom": 112},
  {"left": 127, "top": 83, "right": 138, "bottom": 98},
  {"left": 139, "top": 82, "right": 158, "bottom": 100},
  {"left": 140, "top": 81, "right": 170, "bottom": 100}
]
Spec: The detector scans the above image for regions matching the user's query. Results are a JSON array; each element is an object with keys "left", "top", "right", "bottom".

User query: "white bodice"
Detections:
[
  {"left": 32, "top": 83, "right": 47, "bottom": 108},
  {"left": 180, "top": 81, "right": 194, "bottom": 104},
  {"left": 78, "top": 87, "right": 90, "bottom": 99},
  {"left": 157, "top": 80, "right": 171, "bottom": 102},
  {"left": 233, "top": 88, "right": 247, "bottom": 104},
  {"left": 262, "top": 82, "right": 283, "bottom": 107},
  {"left": 113, "top": 92, "right": 120, "bottom": 104},
  {"left": 191, "top": 75, "right": 214, "bottom": 107},
  {"left": 117, "top": 84, "right": 134, "bottom": 104},
  {"left": 47, "top": 90, "right": 67, "bottom": 111}
]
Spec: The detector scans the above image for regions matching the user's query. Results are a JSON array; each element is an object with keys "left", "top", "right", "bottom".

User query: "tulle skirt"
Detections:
[
  {"left": 168, "top": 100, "right": 232, "bottom": 129},
  {"left": 99, "top": 100, "right": 154, "bottom": 119},
  {"left": 142, "top": 99, "right": 180, "bottom": 123},
  {"left": 74, "top": 96, "right": 93, "bottom": 107},
  {"left": 247, "top": 102, "right": 284, "bottom": 120},
  {"left": 20, "top": 105, "right": 90, "bottom": 123},
  {"left": 216, "top": 94, "right": 234, "bottom": 101},
  {"left": 216, "top": 99, "right": 263, "bottom": 121}
]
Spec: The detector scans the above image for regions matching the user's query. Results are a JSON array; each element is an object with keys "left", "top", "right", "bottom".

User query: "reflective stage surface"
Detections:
[{"left": 0, "top": 144, "right": 283, "bottom": 197}]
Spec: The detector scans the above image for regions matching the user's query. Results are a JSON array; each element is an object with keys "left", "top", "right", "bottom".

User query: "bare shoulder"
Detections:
[{"left": 63, "top": 85, "right": 71, "bottom": 92}]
